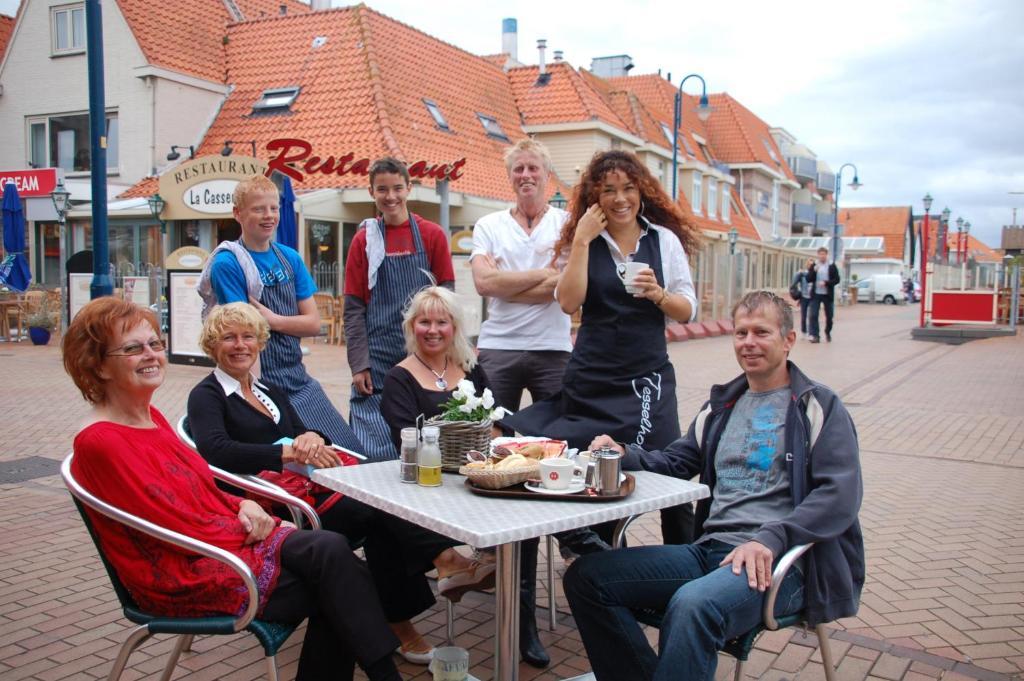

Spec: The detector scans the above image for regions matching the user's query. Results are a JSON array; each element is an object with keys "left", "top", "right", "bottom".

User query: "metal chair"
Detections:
[{"left": 61, "top": 452, "right": 321, "bottom": 681}]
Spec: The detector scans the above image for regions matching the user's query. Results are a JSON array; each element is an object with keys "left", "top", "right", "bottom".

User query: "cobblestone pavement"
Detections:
[{"left": 1, "top": 302, "right": 1022, "bottom": 681}]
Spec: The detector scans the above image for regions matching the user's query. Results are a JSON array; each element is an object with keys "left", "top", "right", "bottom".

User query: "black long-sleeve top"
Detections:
[{"left": 186, "top": 372, "right": 328, "bottom": 475}]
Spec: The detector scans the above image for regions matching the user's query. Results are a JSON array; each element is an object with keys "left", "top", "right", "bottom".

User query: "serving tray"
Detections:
[{"left": 464, "top": 473, "right": 634, "bottom": 502}]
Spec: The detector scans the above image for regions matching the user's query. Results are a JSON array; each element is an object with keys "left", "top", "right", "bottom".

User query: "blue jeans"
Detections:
[
  {"left": 564, "top": 540, "right": 805, "bottom": 681},
  {"left": 808, "top": 294, "right": 834, "bottom": 339}
]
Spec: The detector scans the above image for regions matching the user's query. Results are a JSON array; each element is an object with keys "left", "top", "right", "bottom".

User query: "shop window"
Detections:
[
  {"left": 29, "top": 112, "right": 118, "bottom": 173},
  {"left": 252, "top": 87, "right": 300, "bottom": 113},
  {"left": 423, "top": 99, "right": 450, "bottom": 131},
  {"left": 477, "top": 113, "right": 509, "bottom": 141},
  {"left": 52, "top": 3, "right": 85, "bottom": 55}
]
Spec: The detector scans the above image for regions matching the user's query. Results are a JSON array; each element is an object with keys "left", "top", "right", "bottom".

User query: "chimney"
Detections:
[
  {"left": 310, "top": 0, "right": 331, "bottom": 8},
  {"left": 553, "top": 50, "right": 564, "bottom": 62},
  {"left": 501, "top": 18, "right": 518, "bottom": 61},
  {"left": 537, "top": 38, "right": 547, "bottom": 75}
]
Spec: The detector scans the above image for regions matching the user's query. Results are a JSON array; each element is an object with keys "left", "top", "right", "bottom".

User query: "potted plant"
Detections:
[
  {"left": 27, "top": 297, "right": 56, "bottom": 345},
  {"left": 428, "top": 380, "right": 509, "bottom": 471}
]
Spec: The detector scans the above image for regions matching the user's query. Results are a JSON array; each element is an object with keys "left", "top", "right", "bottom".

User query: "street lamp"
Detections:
[
  {"left": 50, "top": 180, "right": 72, "bottom": 332},
  {"left": 831, "top": 163, "right": 861, "bottom": 265},
  {"left": 671, "top": 73, "right": 711, "bottom": 200},
  {"left": 147, "top": 193, "right": 166, "bottom": 234},
  {"left": 728, "top": 226, "right": 739, "bottom": 255},
  {"left": 962, "top": 220, "right": 972, "bottom": 289},
  {"left": 920, "top": 193, "right": 933, "bottom": 327},
  {"left": 549, "top": 190, "right": 567, "bottom": 210},
  {"left": 940, "top": 206, "right": 951, "bottom": 263},
  {"left": 727, "top": 226, "right": 739, "bottom": 310},
  {"left": 166, "top": 145, "right": 195, "bottom": 161},
  {"left": 955, "top": 216, "right": 964, "bottom": 265},
  {"left": 221, "top": 140, "right": 258, "bottom": 157}
]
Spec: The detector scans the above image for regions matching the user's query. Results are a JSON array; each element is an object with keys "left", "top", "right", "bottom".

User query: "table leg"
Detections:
[{"left": 494, "top": 540, "right": 521, "bottom": 681}]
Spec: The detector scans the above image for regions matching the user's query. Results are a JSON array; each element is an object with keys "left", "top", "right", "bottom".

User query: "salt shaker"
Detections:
[{"left": 399, "top": 427, "right": 418, "bottom": 483}]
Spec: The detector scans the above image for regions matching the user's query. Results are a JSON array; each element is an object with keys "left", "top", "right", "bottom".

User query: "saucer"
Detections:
[{"left": 524, "top": 480, "right": 586, "bottom": 495}]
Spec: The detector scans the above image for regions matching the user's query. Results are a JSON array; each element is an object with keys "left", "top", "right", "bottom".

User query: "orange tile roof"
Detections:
[
  {"left": 605, "top": 74, "right": 711, "bottom": 146},
  {"left": 0, "top": 13, "right": 14, "bottom": 62},
  {"left": 509, "top": 62, "right": 628, "bottom": 129},
  {"left": 115, "top": 0, "right": 308, "bottom": 83},
  {"left": 705, "top": 93, "right": 794, "bottom": 181},
  {"left": 841, "top": 206, "right": 912, "bottom": 259},
  {"left": 932, "top": 227, "right": 1000, "bottom": 263}
]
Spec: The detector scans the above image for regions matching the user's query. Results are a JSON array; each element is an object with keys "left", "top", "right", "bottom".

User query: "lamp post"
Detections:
[
  {"left": 961, "top": 220, "right": 971, "bottom": 289},
  {"left": 671, "top": 74, "right": 711, "bottom": 200},
  {"left": 549, "top": 190, "right": 567, "bottom": 210},
  {"left": 940, "top": 207, "right": 951, "bottom": 264},
  {"left": 50, "top": 180, "right": 71, "bottom": 332},
  {"left": 727, "top": 226, "right": 739, "bottom": 310},
  {"left": 955, "top": 216, "right": 964, "bottom": 265},
  {"left": 147, "top": 194, "right": 166, "bottom": 234},
  {"left": 832, "top": 163, "right": 861, "bottom": 266},
  {"left": 920, "top": 193, "right": 933, "bottom": 327}
]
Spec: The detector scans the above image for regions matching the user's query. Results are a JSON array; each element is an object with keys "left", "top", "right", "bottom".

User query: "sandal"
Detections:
[{"left": 437, "top": 560, "right": 497, "bottom": 602}]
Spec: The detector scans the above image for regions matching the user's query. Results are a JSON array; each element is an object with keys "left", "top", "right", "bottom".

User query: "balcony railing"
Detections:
[
  {"left": 817, "top": 171, "right": 836, "bottom": 192},
  {"left": 788, "top": 156, "right": 817, "bottom": 182},
  {"left": 815, "top": 213, "right": 836, "bottom": 231},
  {"left": 792, "top": 203, "right": 816, "bottom": 226}
]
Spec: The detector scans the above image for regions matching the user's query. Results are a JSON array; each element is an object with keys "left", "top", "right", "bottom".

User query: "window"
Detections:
[
  {"left": 660, "top": 123, "right": 675, "bottom": 147},
  {"left": 29, "top": 112, "right": 118, "bottom": 172},
  {"left": 692, "top": 171, "right": 703, "bottom": 213},
  {"left": 423, "top": 99, "right": 450, "bottom": 131},
  {"left": 252, "top": 87, "right": 300, "bottom": 112},
  {"left": 721, "top": 187, "right": 731, "bottom": 223},
  {"left": 699, "top": 144, "right": 714, "bottom": 164},
  {"left": 707, "top": 178, "right": 717, "bottom": 219},
  {"left": 681, "top": 135, "right": 696, "bottom": 158},
  {"left": 476, "top": 113, "right": 508, "bottom": 141},
  {"left": 52, "top": 4, "right": 86, "bottom": 54},
  {"left": 762, "top": 138, "right": 781, "bottom": 164}
]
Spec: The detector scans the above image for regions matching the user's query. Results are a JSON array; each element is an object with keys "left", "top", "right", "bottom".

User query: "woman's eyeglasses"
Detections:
[{"left": 106, "top": 339, "right": 167, "bottom": 357}]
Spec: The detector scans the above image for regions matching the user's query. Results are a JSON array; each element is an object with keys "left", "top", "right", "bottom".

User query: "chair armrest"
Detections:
[
  {"left": 763, "top": 542, "right": 814, "bottom": 630},
  {"left": 60, "top": 454, "right": 260, "bottom": 632},
  {"left": 210, "top": 466, "right": 322, "bottom": 531}
]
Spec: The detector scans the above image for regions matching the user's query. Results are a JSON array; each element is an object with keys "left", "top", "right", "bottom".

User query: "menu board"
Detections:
[
  {"left": 69, "top": 273, "right": 92, "bottom": 321},
  {"left": 166, "top": 270, "right": 213, "bottom": 367}
]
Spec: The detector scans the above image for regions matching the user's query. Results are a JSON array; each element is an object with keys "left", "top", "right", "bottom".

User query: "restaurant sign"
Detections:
[
  {"left": 265, "top": 138, "right": 466, "bottom": 184},
  {"left": 0, "top": 168, "right": 62, "bottom": 198},
  {"left": 159, "top": 156, "right": 269, "bottom": 220}
]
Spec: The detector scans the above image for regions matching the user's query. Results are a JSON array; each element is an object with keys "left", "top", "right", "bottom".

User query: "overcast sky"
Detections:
[{"left": 2, "top": 0, "right": 1020, "bottom": 246}]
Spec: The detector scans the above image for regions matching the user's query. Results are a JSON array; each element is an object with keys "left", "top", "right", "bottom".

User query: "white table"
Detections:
[{"left": 314, "top": 460, "right": 709, "bottom": 681}]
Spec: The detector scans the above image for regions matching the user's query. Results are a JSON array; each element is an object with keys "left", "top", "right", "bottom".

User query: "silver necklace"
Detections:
[{"left": 415, "top": 354, "right": 449, "bottom": 390}]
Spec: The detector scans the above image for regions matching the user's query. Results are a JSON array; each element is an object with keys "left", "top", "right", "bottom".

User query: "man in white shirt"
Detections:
[{"left": 471, "top": 139, "right": 607, "bottom": 668}]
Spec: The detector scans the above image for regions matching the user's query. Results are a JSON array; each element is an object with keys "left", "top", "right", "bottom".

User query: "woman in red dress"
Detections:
[{"left": 64, "top": 297, "right": 404, "bottom": 681}]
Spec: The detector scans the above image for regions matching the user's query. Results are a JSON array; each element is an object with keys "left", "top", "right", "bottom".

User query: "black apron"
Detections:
[{"left": 504, "top": 224, "right": 681, "bottom": 452}]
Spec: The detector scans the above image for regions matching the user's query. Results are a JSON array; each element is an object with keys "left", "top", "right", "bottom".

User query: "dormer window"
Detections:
[
  {"left": 660, "top": 123, "right": 675, "bottom": 147},
  {"left": 477, "top": 113, "right": 508, "bottom": 141},
  {"left": 762, "top": 138, "right": 781, "bottom": 164},
  {"left": 253, "top": 87, "right": 300, "bottom": 112},
  {"left": 424, "top": 99, "right": 450, "bottom": 131},
  {"left": 681, "top": 136, "right": 696, "bottom": 158}
]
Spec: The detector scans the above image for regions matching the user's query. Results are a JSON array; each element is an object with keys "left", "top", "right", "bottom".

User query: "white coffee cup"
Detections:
[
  {"left": 616, "top": 261, "right": 649, "bottom": 294},
  {"left": 430, "top": 646, "right": 469, "bottom": 681},
  {"left": 539, "top": 458, "right": 581, "bottom": 490}
]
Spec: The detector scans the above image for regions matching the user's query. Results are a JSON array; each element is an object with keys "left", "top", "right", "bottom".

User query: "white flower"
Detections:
[
  {"left": 458, "top": 403, "right": 473, "bottom": 413},
  {"left": 490, "top": 406, "right": 510, "bottom": 420},
  {"left": 465, "top": 395, "right": 483, "bottom": 410},
  {"left": 455, "top": 379, "right": 476, "bottom": 400},
  {"left": 481, "top": 388, "right": 495, "bottom": 409}
]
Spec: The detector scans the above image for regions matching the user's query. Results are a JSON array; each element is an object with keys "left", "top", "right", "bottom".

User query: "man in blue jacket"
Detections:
[{"left": 566, "top": 290, "right": 864, "bottom": 681}]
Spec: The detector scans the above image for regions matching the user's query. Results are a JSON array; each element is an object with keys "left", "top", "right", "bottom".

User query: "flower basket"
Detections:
[
  {"left": 459, "top": 461, "right": 540, "bottom": 489},
  {"left": 426, "top": 416, "right": 493, "bottom": 472}
]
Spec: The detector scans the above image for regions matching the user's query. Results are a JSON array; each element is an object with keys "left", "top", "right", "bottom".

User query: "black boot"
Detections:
[{"left": 519, "top": 538, "right": 549, "bottom": 668}]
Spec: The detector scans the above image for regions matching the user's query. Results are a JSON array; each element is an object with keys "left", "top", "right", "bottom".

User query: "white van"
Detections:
[{"left": 854, "top": 274, "right": 906, "bottom": 304}]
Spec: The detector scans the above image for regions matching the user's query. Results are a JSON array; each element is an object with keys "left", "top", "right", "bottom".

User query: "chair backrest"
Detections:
[
  {"left": 177, "top": 414, "right": 196, "bottom": 449},
  {"left": 23, "top": 290, "right": 44, "bottom": 314},
  {"left": 312, "top": 292, "right": 334, "bottom": 317}
]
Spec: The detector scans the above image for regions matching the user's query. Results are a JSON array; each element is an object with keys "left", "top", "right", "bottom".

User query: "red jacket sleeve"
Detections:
[{"left": 343, "top": 227, "right": 370, "bottom": 302}]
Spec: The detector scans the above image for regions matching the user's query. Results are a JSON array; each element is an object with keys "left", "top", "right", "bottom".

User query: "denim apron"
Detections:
[
  {"left": 349, "top": 216, "right": 432, "bottom": 461},
  {"left": 257, "top": 243, "right": 364, "bottom": 453}
]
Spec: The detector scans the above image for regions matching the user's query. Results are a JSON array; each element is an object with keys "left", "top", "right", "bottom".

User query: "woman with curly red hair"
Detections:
[{"left": 504, "top": 150, "right": 701, "bottom": 544}]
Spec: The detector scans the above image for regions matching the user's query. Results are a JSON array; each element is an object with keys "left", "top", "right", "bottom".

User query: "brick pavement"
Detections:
[{"left": 0, "top": 303, "right": 1022, "bottom": 680}]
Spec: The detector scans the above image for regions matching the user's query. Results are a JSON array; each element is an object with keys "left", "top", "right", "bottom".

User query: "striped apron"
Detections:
[
  {"left": 258, "top": 243, "right": 364, "bottom": 453},
  {"left": 349, "top": 216, "right": 432, "bottom": 461}
]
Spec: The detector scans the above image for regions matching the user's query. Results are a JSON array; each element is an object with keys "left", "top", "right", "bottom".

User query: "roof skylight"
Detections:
[
  {"left": 252, "top": 87, "right": 300, "bottom": 112},
  {"left": 423, "top": 99, "right": 450, "bottom": 131},
  {"left": 477, "top": 113, "right": 509, "bottom": 141}
]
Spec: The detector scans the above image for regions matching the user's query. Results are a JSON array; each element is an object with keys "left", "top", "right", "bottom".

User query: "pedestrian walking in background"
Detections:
[
  {"left": 790, "top": 257, "right": 814, "bottom": 338},
  {"left": 808, "top": 247, "right": 840, "bottom": 343}
]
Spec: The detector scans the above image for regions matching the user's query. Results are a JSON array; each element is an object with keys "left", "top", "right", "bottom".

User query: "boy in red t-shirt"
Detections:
[{"left": 343, "top": 158, "right": 454, "bottom": 461}]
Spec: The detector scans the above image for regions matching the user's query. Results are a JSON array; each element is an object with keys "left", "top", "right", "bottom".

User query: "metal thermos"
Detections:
[{"left": 592, "top": 447, "right": 622, "bottom": 495}]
